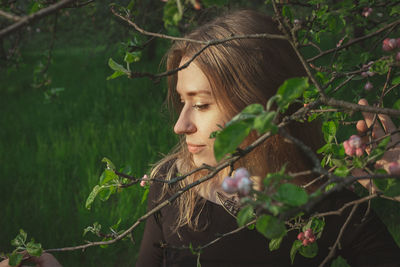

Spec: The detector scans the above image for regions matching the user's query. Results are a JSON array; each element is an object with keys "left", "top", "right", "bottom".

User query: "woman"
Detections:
[
  {"left": 1, "top": 9, "right": 399, "bottom": 267},
  {"left": 136, "top": 9, "right": 400, "bottom": 267}
]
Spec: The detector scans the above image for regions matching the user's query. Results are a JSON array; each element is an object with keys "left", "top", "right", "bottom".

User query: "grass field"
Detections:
[{"left": 0, "top": 44, "right": 177, "bottom": 266}]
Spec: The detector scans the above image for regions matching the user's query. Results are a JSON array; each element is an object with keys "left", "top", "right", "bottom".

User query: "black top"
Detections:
[{"left": 136, "top": 176, "right": 400, "bottom": 267}]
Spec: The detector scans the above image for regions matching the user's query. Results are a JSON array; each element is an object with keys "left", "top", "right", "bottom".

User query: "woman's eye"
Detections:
[{"left": 192, "top": 104, "right": 209, "bottom": 110}]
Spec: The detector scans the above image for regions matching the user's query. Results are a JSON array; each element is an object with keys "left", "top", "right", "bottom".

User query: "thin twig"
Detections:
[
  {"left": 0, "top": 10, "right": 21, "bottom": 21},
  {"left": 0, "top": 0, "right": 77, "bottom": 39},
  {"left": 318, "top": 204, "right": 359, "bottom": 267},
  {"left": 307, "top": 19, "right": 400, "bottom": 62}
]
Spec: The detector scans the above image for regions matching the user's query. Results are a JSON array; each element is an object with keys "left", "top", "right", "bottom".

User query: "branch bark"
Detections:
[{"left": 0, "top": 0, "right": 77, "bottom": 39}]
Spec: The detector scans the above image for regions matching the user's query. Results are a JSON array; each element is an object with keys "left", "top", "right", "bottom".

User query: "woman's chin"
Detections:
[{"left": 193, "top": 156, "right": 217, "bottom": 168}]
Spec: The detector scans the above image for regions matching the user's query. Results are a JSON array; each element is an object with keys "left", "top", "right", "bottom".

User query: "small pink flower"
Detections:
[
  {"left": 222, "top": 176, "right": 238, "bottom": 194},
  {"left": 396, "top": 52, "right": 400, "bottom": 62},
  {"left": 362, "top": 7, "right": 373, "bottom": 17},
  {"left": 388, "top": 162, "right": 400, "bottom": 175},
  {"left": 344, "top": 135, "right": 365, "bottom": 157},
  {"left": 382, "top": 38, "right": 397, "bottom": 52},
  {"left": 364, "top": 81, "right": 373, "bottom": 91},
  {"left": 237, "top": 176, "right": 252, "bottom": 196},
  {"left": 140, "top": 174, "right": 148, "bottom": 187}
]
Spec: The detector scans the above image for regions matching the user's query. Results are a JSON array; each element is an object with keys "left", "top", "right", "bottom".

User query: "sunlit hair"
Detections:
[{"left": 150, "top": 10, "right": 322, "bottom": 233}]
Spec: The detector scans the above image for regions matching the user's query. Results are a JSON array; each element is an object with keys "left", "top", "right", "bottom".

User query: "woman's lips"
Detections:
[{"left": 187, "top": 143, "right": 206, "bottom": 154}]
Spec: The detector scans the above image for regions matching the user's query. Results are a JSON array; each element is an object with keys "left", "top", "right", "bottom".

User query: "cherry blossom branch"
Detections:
[
  {"left": 270, "top": 1, "right": 400, "bottom": 119},
  {"left": 307, "top": 18, "right": 400, "bottom": 63}
]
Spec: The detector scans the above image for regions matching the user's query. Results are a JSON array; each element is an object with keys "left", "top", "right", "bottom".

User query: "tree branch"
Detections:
[
  {"left": 0, "top": 0, "right": 77, "bottom": 39},
  {"left": 0, "top": 10, "right": 21, "bottom": 22},
  {"left": 307, "top": 18, "right": 400, "bottom": 63}
]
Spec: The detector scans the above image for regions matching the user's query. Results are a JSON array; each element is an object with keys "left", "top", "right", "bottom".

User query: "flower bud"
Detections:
[
  {"left": 364, "top": 81, "right": 373, "bottom": 91},
  {"left": 343, "top": 140, "right": 355, "bottom": 156},
  {"left": 348, "top": 135, "right": 362, "bottom": 149},
  {"left": 237, "top": 176, "right": 252, "bottom": 196},
  {"left": 382, "top": 38, "right": 397, "bottom": 52},
  {"left": 388, "top": 162, "right": 400, "bottom": 175},
  {"left": 362, "top": 7, "right": 373, "bottom": 17},
  {"left": 140, "top": 174, "right": 148, "bottom": 187},
  {"left": 234, "top": 167, "right": 250, "bottom": 180},
  {"left": 366, "top": 71, "right": 375, "bottom": 77},
  {"left": 297, "top": 232, "right": 305, "bottom": 241},
  {"left": 222, "top": 176, "right": 238, "bottom": 194},
  {"left": 396, "top": 52, "right": 400, "bottom": 62},
  {"left": 355, "top": 147, "right": 364, "bottom": 157},
  {"left": 304, "top": 229, "right": 314, "bottom": 239}
]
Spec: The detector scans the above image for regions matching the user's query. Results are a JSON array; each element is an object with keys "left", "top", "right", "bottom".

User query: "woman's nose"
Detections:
[{"left": 174, "top": 109, "right": 197, "bottom": 135}]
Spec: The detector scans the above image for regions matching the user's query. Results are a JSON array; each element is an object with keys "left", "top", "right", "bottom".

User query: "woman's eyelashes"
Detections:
[
  {"left": 180, "top": 99, "right": 210, "bottom": 111},
  {"left": 192, "top": 103, "right": 209, "bottom": 110}
]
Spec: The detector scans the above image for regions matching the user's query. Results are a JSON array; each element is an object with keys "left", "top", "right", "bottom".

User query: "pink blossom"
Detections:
[
  {"left": 362, "top": 7, "right": 373, "bottom": 17},
  {"left": 382, "top": 38, "right": 397, "bottom": 52},
  {"left": 140, "top": 174, "right": 148, "bottom": 187},
  {"left": 388, "top": 162, "right": 400, "bottom": 175},
  {"left": 343, "top": 135, "right": 365, "bottom": 157},
  {"left": 364, "top": 81, "right": 373, "bottom": 91},
  {"left": 222, "top": 176, "right": 238, "bottom": 194}
]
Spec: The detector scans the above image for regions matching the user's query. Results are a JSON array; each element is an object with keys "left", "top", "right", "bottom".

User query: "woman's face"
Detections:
[{"left": 174, "top": 59, "right": 228, "bottom": 167}]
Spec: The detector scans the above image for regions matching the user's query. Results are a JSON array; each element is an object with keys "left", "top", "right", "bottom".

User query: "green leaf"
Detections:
[
  {"left": 107, "top": 71, "right": 125, "bottom": 80},
  {"left": 256, "top": 215, "right": 286, "bottom": 239},
  {"left": 333, "top": 166, "right": 349, "bottom": 177},
  {"left": 108, "top": 58, "right": 129, "bottom": 75},
  {"left": 282, "top": 5, "right": 293, "bottom": 21},
  {"left": 331, "top": 255, "right": 351, "bottom": 267},
  {"left": 392, "top": 76, "right": 400, "bottom": 85},
  {"left": 99, "top": 169, "right": 118, "bottom": 185},
  {"left": 83, "top": 222, "right": 101, "bottom": 237},
  {"left": 269, "top": 236, "right": 283, "bottom": 251},
  {"left": 290, "top": 240, "right": 302, "bottom": 264},
  {"left": 102, "top": 157, "right": 116, "bottom": 171},
  {"left": 325, "top": 182, "right": 336, "bottom": 192},
  {"left": 214, "top": 121, "right": 252, "bottom": 161},
  {"left": 141, "top": 188, "right": 149, "bottom": 204},
  {"left": 26, "top": 239, "right": 43, "bottom": 257},
  {"left": 310, "top": 217, "right": 325, "bottom": 234},
  {"left": 322, "top": 121, "right": 337, "bottom": 143},
  {"left": 299, "top": 242, "right": 318, "bottom": 258},
  {"left": 86, "top": 185, "right": 104, "bottom": 210},
  {"left": 253, "top": 111, "right": 278, "bottom": 135},
  {"left": 384, "top": 179, "right": 400, "bottom": 197},
  {"left": 390, "top": 5, "right": 400, "bottom": 16},
  {"left": 276, "top": 77, "right": 309, "bottom": 111},
  {"left": 8, "top": 252, "right": 23, "bottom": 267},
  {"left": 98, "top": 186, "right": 116, "bottom": 201},
  {"left": 236, "top": 205, "right": 254, "bottom": 227},
  {"left": 275, "top": 184, "right": 308, "bottom": 206},
  {"left": 11, "top": 229, "right": 27, "bottom": 247},
  {"left": 124, "top": 51, "right": 142, "bottom": 64},
  {"left": 225, "top": 103, "right": 263, "bottom": 128}
]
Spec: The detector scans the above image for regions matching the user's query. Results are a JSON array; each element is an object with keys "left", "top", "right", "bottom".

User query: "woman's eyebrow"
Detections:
[
  {"left": 177, "top": 89, "right": 212, "bottom": 97},
  {"left": 186, "top": 90, "right": 211, "bottom": 96}
]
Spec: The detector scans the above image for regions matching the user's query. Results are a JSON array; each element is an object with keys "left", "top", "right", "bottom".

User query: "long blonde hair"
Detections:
[{"left": 150, "top": 10, "right": 322, "bottom": 233}]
